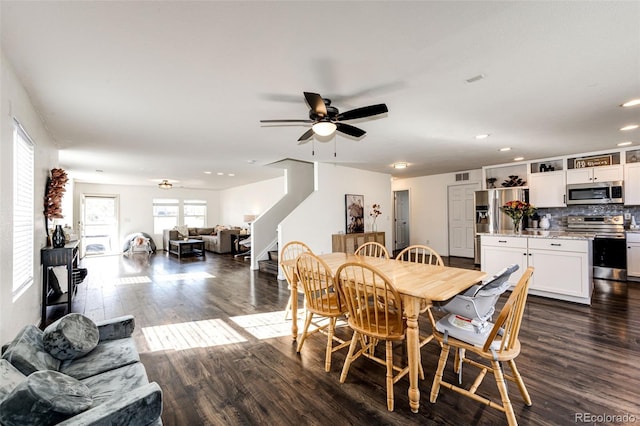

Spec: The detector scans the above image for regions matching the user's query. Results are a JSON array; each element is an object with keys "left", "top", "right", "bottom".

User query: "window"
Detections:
[
  {"left": 153, "top": 199, "right": 179, "bottom": 234},
  {"left": 184, "top": 200, "right": 207, "bottom": 228},
  {"left": 13, "top": 120, "right": 35, "bottom": 294}
]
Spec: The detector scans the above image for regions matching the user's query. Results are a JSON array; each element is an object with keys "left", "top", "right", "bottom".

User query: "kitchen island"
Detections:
[{"left": 480, "top": 230, "right": 594, "bottom": 305}]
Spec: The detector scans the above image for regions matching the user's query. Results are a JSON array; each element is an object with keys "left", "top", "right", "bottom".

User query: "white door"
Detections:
[
  {"left": 448, "top": 184, "right": 478, "bottom": 258},
  {"left": 394, "top": 190, "right": 410, "bottom": 252},
  {"left": 81, "top": 194, "right": 119, "bottom": 256}
]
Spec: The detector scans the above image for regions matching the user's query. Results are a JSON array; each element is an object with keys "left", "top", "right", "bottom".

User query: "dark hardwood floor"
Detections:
[{"left": 47, "top": 251, "right": 640, "bottom": 425}]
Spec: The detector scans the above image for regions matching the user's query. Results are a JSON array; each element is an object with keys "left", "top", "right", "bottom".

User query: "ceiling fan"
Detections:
[{"left": 260, "top": 92, "right": 388, "bottom": 144}]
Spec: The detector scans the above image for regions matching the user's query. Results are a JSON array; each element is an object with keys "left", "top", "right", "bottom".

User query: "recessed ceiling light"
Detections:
[
  {"left": 393, "top": 162, "right": 408, "bottom": 169},
  {"left": 228, "top": 173, "right": 235, "bottom": 177},
  {"left": 499, "top": 147, "right": 511, "bottom": 152},
  {"left": 620, "top": 124, "right": 639, "bottom": 131},
  {"left": 617, "top": 141, "right": 633, "bottom": 147},
  {"left": 621, "top": 98, "right": 640, "bottom": 108},
  {"left": 216, "top": 172, "right": 224, "bottom": 176},
  {"left": 514, "top": 157, "right": 525, "bottom": 161},
  {"left": 204, "top": 171, "right": 212, "bottom": 174},
  {"left": 475, "top": 134, "right": 490, "bottom": 139},
  {"left": 247, "top": 159, "right": 256, "bottom": 164}
]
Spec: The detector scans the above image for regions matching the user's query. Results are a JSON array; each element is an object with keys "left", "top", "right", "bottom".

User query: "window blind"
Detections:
[{"left": 13, "top": 120, "right": 35, "bottom": 293}]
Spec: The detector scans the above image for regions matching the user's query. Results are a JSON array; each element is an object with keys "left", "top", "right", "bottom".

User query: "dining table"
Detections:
[{"left": 281, "top": 251, "right": 487, "bottom": 413}]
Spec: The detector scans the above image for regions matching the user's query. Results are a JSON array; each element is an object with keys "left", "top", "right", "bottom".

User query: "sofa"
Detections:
[
  {"left": 0, "top": 313, "right": 162, "bottom": 426},
  {"left": 163, "top": 227, "right": 243, "bottom": 254}
]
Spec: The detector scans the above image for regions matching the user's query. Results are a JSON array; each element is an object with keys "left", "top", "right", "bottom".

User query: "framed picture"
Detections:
[{"left": 345, "top": 194, "right": 364, "bottom": 234}]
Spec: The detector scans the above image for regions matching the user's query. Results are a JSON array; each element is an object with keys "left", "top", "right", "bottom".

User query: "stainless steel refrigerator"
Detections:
[{"left": 474, "top": 188, "right": 529, "bottom": 264}]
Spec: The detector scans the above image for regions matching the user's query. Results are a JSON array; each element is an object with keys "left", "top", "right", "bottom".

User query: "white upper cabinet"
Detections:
[
  {"left": 566, "top": 165, "right": 623, "bottom": 184},
  {"left": 625, "top": 162, "right": 640, "bottom": 206},
  {"left": 529, "top": 170, "right": 566, "bottom": 208}
]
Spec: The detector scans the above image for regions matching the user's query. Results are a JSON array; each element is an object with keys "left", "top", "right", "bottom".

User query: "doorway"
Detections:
[
  {"left": 393, "top": 190, "right": 410, "bottom": 253},
  {"left": 81, "top": 194, "right": 119, "bottom": 257},
  {"left": 448, "top": 183, "right": 478, "bottom": 258}
]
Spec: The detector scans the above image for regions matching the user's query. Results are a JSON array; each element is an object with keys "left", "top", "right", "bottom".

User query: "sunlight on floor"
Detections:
[
  {"left": 142, "top": 319, "right": 246, "bottom": 351},
  {"left": 153, "top": 272, "right": 215, "bottom": 281},
  {"left": 114, "top": 276, "right": 152, "bottom": 285},
  {"left": 230, "top": 310, "right": 347, "bottom": 340}
]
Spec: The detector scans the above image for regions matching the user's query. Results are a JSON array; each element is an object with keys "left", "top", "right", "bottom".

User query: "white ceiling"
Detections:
[{"left": 2, "top": 1, "right": 639, "bottom": 190}]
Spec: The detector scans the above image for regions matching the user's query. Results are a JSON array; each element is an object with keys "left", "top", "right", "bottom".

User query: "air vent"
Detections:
[{"left": 455, "top": 172, "right": 470, "bottom": 181}]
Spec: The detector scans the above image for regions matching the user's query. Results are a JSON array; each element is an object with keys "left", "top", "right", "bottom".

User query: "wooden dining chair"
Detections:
[
  {"left": 355, "top": 241, "right": 390, "bottom": 259},
  {"left": 280, "top": 241, "right": 312, "bottom": 320},
  {"left": 429, "top": 267, "right": 534, "bottom": 426},
  {"left": 335, "top": 262, "right": 423, "bottom": 411},
  {"left": 295, "top": 252, "right": 350, "bottom": 372},
  {"left": 395, "top": 244, "right": 444, "bottom": 265}
]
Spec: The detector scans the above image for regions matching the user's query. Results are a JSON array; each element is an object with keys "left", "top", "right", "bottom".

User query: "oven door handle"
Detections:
[{"left": 594, "top": 235, "right": 626, "bottom": 240}]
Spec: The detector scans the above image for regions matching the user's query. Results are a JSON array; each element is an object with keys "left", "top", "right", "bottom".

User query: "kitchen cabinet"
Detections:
[
  {"left": 566, "top": 165, "right": 623, "bottom": 184},
  {"left": 628, "top": 232, "right": 640, "bottom": 281},
  {"left": 624, "top": 163, "right": 640, "bottom": 206},
  {"left": 528, "top": 170, "right": 566, "bottom": 207},
  {"left": 481, "top": 234, "right": 592, "bottom": 304},
  {"left": 332, "top": 232, "right": 385, "bottom": 254}
]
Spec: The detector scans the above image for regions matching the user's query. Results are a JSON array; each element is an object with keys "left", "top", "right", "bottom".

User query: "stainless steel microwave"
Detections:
[{"left": 566, "top": 181, "right": 624, "bottom": 205}]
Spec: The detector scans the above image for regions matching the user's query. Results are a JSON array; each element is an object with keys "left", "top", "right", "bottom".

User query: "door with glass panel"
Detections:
[{"left": 81, "top": 194, "right": 119, "bottom": 256}]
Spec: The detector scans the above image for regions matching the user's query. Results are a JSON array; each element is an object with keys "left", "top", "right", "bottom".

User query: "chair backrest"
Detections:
[
  {"left": 280, "top": 241, "right": 312, "bottom": 284},
  {"left": 355, "top": 241, "right": 390, "bottom": 259},
  {"left": 295, "top": 252, "right": 344, "bottom": 316},
  {"left": 395, "top": 245, "right": 443, "bottom": 265},
  {"left": 335, "top": 262, "right": 405, "bottom": 341},
  {"left": 482, "top": 267, "right": 533, "bottom": 354}
]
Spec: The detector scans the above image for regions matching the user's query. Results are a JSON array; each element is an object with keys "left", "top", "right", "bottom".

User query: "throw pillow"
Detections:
[
  {"left": 174, "top": 225, "right": 188, "bottom": 238},
  {"left": 0, "top": 360, "right": 26, "bottom": 402},
  {"left": 1, "top": 325, "right": 61, "bottom": 376},
  {"left": 43, "top": 313, "right": 99, "bottom": 361},
  {"left": 188, "top": 228, "right": 198, "bottom": 236},
  {"left": 0, "top": 370, "right": 93, "bottom": 426}
]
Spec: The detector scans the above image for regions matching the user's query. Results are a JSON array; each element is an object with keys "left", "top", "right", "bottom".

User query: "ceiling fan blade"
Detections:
[
  {"left": 297, "top": 128, "right": 315, "bottom": 142},
  {"left": 260, "top": 119, "right": 313, "bottom": 123},
  {"left": 336, "top": 103, "right": 388, "bottom": 121},
  {"left": 303, "top": 92, "right": 328, "bottom": 117},
  {"left": 336, "top": 123, "right": 366, "bottom": 138}
]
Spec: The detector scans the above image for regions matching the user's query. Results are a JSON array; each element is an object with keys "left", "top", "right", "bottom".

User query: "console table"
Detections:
[
  {"left": 331, "top": 232, "right": 385, "bottom": 254},
  {"left": 168, "top": 239, "right": 205, "bottom": 259},
  {"left": 41, "top": 241, "right": 80, "bottom": 325}
]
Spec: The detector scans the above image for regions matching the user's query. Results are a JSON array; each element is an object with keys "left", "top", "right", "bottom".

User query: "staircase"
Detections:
[{"left": 258, "top": 250, "right": 279, "bottom": 275}]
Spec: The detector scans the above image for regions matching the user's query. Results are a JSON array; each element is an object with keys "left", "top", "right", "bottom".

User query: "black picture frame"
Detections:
[{"left": 345, "top": 194, "right": 364, "bottom": 234}]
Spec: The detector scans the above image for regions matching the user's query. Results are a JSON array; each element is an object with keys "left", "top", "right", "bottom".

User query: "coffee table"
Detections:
[{"left": 168, "top": 239, "right": 205, "bottom": 259}]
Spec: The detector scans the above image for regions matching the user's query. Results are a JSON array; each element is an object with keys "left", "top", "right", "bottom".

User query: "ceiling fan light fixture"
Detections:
[
  {"left": 158, "top": 179, "right": 172, "bottom": 189},
  {"left": 312, "top": 121, "right": 337, "bottom": 136},
  {"left": 393, "top": 162, "right": 408, "bottom": 169}
]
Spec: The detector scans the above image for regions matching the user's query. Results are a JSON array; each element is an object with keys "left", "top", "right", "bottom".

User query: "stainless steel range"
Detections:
[{"left": 567, "top": 215, "right": 627, "bottom": 281}]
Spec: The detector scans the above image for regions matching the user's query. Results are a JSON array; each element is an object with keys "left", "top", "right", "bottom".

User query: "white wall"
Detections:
[
  {"left": 219, "top": 176, "right": 285, "bottom": 226},
  {"left": 279, "top": 163, "right": 393, "bottom": 255},
  {"left": 1, "top": 51, "right": 59, "bottom": 342},
  {"left": 392, "top": 169, "right": 482, "bottom": 256},
  {"left": 72, "top": 182, "right": 221, "bottom": 250}
]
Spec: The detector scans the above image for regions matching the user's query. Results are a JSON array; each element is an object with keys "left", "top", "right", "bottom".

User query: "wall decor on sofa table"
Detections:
[{"left": 345, "top": 194, "right": 364, "bottom": 234}]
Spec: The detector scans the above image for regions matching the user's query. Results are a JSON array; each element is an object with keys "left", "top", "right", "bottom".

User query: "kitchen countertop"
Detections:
[{"left": 478, "top": 230, "right": 595, "bottom": 240}]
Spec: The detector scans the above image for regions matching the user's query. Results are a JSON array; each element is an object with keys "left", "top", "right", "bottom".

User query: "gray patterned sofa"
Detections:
[{"left": 0, "top": 313, "right": 162, "bottom": 425}]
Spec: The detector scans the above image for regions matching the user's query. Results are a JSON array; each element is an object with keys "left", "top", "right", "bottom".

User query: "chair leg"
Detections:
[
  {"left": 430, "top": 344, "right": 450, "bottom": 403},
  {"left": 296, "top": 311, "right": 314, "bottom": 353},
  {"left": 385, "top": 340, "right": 394, "bottom": 411},
  {"left": 283, "top": 293, "right": 292, "bottom": 320},
  {"left": 508, "top": 359, "right": 532, "bottom": 406},
  {"left": 340, "top": 331, "right": 360, "bottom": 383},
  {"left": 324, "top": 318, "right": 337, "bottom": 372},
  {"left": 491, "top": 360, "right": 517, "bottom": 426}
]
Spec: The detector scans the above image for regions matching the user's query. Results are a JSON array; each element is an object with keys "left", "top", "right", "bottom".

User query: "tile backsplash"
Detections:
[{"left": 534, "top": 205, "right": 640, "bottom": 230}]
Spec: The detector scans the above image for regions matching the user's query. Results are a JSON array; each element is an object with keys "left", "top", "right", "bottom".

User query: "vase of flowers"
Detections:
[
  {"left": 370, "top": 203, "right": 382, "bottom": 232},
  {"left": 500, "top": 200, "right": 536, "bottom": 233}
]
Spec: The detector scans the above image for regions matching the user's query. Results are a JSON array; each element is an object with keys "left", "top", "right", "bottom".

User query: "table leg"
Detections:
[
  {"left": 404, "top": 298, "right": 421, "bottom": 413},
  {"left": 291, "top": 275, "right": 298, "bottom": 341}
]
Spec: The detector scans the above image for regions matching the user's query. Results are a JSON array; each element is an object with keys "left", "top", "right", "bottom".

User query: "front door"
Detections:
[
  {"left": 448, "top": 184, "right": 478, "bottom": 258},
  {"left": 81, "top": 194, "right": 119, "bottom": 256}
]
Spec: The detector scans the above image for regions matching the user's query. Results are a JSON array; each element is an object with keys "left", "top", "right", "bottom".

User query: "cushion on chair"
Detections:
[
  {"left": 0, "top": 370, "right": 93, "bottom": 426},
  {"left": 1, "top": 325, "right": 61, "bottom": 376},
  {"left": 43, "top": 313, "right": 100, "bottom": 361}
]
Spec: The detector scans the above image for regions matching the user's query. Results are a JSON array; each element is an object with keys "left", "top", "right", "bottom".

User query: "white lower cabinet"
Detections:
[
  {"left": 628, "top": 233, "right": 640, "bottom": 281},
  {"left": 481, "top": 235, "right": 593, "bottom": 304}
]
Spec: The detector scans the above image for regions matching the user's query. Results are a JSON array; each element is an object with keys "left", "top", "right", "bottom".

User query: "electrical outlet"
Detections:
[{"left": 625, "top": 213, "right": 631, "bottom": 220}]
